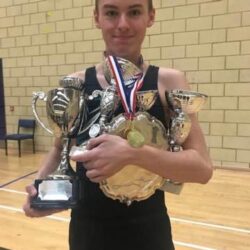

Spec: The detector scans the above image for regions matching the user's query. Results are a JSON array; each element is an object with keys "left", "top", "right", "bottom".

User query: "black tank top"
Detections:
[{"left": 75, "top": 65, "right": 168, "bottom": 218}]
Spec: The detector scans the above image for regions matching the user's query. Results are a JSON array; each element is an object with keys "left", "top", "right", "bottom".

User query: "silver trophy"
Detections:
[
  {"left": 167, "top": 89, "right": 207, "bottom": 150},
  {"left": 160, "top": 89, "right": 207, "bottom": 194},
  {"left": 88, "top": 86, "right": 120, "bottom": 138},
  {"left": 31, "top": 77, "right": 87, "bottom": 209}
]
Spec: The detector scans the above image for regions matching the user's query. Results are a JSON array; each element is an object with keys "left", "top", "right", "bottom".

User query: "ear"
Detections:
[
  {"left": 94, "top": 9, "right": 101, "bottom": 29},
  {"left": 147, "top": 8, "right": 155, "bottom": 28}
]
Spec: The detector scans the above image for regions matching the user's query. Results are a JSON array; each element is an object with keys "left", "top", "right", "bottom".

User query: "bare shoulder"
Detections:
[
  {"left": 156, "top": 67, "right": 190, "bottom": 110},
  {"left": 158, "top": 67, "right": 189, "bottom": 91}
]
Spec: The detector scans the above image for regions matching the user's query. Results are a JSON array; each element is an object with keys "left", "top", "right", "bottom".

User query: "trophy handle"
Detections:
[{"left": 32, "top": 91, "right": 53, "bottom": 135}]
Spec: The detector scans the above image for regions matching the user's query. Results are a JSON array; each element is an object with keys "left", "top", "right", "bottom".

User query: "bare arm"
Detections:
[
  {"left": 73, "top": 127, "right": 212, "bottom": 184},
  {"left": 36, "top": 138, "right": 62, "bottom": 178},
  {"left": 131, "top": 115, "right": 213, "bottom": 184},
  {"left": 131, "top": 68, "right": 212, "bottom": 183},
  {"left": 70, "top": 67, "right": 213, "bottom": 184}
]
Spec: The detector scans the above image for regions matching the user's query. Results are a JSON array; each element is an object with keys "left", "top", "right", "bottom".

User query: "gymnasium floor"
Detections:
[{"left": 0, "top": 150, "right": 249, "bottom": 250}]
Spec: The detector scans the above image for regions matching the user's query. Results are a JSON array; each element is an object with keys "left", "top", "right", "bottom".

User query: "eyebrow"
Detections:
[{"left": 102, "top": 4, "right": 143, "bottom": 9}]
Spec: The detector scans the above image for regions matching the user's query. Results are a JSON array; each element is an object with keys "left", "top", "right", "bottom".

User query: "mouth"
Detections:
[{"left": 113, "top": 35, "right": 133, "bottom": 41}]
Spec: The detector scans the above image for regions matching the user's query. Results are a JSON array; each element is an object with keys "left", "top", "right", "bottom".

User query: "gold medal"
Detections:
[
  {"left": 126, "top": 120, "right": 145, "bottom": 148},
  {"left": 127, "top": 128, "right": 145, "bottom": 148}
]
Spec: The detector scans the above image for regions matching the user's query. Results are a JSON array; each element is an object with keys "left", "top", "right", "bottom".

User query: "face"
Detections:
[{"left": 94, "top": 0, "right": 155, "bottom": 64}]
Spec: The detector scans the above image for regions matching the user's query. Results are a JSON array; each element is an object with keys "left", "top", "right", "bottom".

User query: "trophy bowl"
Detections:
[
  {"left": 167, "top": 89, "right": 208, "bottom": 114},
  {"left": 136, "top": 90, "right": 158, "bottom": 111},
  {"left": 31, "top": 82, "right": 87, "bottom": 209}
]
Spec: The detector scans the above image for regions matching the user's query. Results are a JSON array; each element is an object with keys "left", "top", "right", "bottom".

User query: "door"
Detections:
[{"left": 0, "top": 58, "right": 6, "bottom": 147}]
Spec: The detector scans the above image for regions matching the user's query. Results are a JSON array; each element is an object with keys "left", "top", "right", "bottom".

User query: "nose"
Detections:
[{"left": 117, "top": 14, "right": 129, "bottom": 31}]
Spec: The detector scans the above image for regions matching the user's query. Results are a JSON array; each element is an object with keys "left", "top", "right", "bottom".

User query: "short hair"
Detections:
[{"left": 95, "top": 0, "right": 153, "bottom": 11}]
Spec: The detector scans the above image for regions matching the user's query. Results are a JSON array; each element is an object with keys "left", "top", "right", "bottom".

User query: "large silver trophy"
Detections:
[{"left": 31, "top": 78, "right": 87, "bottom": 209}]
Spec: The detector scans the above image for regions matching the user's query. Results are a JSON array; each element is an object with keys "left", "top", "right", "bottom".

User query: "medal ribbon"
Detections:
[{"left": 107, "top": 55, "right": 144, "bottom": 119}]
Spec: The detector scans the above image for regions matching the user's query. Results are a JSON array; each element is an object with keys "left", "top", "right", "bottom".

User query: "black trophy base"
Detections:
[{"left": 31, "top": 178, "right": 80, "bottom": 209}]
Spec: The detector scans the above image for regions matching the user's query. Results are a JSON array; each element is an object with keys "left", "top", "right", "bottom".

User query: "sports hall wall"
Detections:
[{"left": 0, "top": 0, "right": 249, "bottom": 169}]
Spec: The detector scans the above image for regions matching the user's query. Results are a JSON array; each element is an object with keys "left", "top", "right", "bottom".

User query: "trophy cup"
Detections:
[
  {"left": 167, "top": 89, "right": 207, "bottom": 150},
  {"left": 31, "top": 77, "right": 87, "bottom": 209},
  {"left": 160, "top": 89, "right": 207, "bottom": 194}
]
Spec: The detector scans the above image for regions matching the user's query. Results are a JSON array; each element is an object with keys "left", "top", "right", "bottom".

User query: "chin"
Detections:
[{"left": 107, "top": 46, "right": 131, "bottom": 57}]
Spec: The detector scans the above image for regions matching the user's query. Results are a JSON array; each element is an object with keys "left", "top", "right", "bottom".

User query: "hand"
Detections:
[
  {"left": 70, "top": 134, "right": 132, "bottom": 183},
  {"left": 23, "top": 184, "right": 65, "bottom": 218}
]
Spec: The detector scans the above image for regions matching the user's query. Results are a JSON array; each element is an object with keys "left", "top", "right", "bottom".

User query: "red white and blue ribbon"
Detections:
[{"left": 107, "top": 55, "right": 144, "bottom": 119}]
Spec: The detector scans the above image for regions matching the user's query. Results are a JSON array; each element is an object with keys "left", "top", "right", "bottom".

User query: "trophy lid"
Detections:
[{"left": 59, "top": 76, "right": 85, "bottom": 91}]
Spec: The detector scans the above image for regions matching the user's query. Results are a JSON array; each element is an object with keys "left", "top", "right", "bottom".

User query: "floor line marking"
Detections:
[
  {"left": 0, "top": 171, "right": 37, "bottom": 188},
  {"left": 0, "top": 188, "right": 27, "bottom": 195},
  {"left": 0, "top": 204, "right": 70, "bottom": 222},
  {"left": 173, "top": 240, "right": 218, "bottom": 250},
  {"left": 1, "top": 188, "right": 250, "bottom": 235},
  {"left": 171, "top": 217, "right": 250, "bottom": 234},
  {"left": 0, "top": 204, "right": 217, "bottom": 250}
]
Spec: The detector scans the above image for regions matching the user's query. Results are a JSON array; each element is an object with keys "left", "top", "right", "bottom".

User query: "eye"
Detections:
[
  {"left": 105, "top": 10, "right": 118, "bottom": 17},
  {"left": 129, "top": 9, "right": 141, "bottom": 17}
]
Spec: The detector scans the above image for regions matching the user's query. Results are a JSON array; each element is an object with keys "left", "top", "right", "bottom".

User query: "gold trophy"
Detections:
[{"left": 31, "top": 77, "right": 87, "bottom": 209}]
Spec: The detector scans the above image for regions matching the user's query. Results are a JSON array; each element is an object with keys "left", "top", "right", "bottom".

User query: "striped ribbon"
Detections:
[{"left": 107, "top": 55, "right": 144, "bottom": 119}]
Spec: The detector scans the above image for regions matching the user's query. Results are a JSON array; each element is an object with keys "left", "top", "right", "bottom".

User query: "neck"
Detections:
[{"left": 103, "top": 51, "right": 143, "bottom": 69}]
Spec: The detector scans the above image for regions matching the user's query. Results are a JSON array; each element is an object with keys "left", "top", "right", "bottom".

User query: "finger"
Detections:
[
  {"left": 32, "top": 208, "right": 65, "bottom": 217},
  {"left": 26, "top": 184, "right": 37, "bottom": 197},
  {"left": 87, "top": 134, "right": 110, "bottom": 149},
  {"left": 23, "top": 184, "right": 66, "bottom": 217},
  {"left": 24, "top": 205, "right": 65, "bottom": 218},
  {"left": 83, "top": 162, "right": 94, "bottom": 170},
  {"left": 23, "top": 196, "right": 40, "bottom": 217},
  {"left": 86, "top": 140, "right": 95, "bottom": 150},
  {"left": 70, "top": 148, "right": 93, "bottom": 162},
  {"left": 86, "top": 169, "right": 104, "bottom": 182},
  {"left": 23, "top": 197, "right": 66, "bottom": 218},
  {"left": 89, "top": 176, "right": 105, "bottom": 183}
]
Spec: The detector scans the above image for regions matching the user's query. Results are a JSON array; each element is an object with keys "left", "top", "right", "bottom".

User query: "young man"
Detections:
[{"left": 23, "top": 1, "right": 213, "bottom": 249}]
